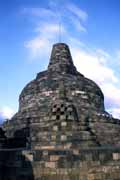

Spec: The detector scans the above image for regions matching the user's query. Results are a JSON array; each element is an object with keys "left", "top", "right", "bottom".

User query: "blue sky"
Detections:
[{"left": 0, "top": 0, "right": 120, "bottom": 122}]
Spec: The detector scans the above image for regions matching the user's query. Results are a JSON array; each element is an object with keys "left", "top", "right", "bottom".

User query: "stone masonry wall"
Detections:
[{"left": 1, "top": 147, "right": 120, "bottom": 180}]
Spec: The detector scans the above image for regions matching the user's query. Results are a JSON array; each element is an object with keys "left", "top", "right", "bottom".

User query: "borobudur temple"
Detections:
[{"left": 1, "top": 43, "right": 120, "bottom": 180}]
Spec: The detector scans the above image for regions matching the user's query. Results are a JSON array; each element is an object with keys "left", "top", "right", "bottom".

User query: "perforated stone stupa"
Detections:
[
  {"left": 4, "top": 43, "right": 120, "bottom": 148},
  {"left": 1, "top": 43, "right": 120, "bottom": 180}
]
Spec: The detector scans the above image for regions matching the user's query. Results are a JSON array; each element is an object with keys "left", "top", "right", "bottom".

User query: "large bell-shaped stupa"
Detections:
[{"left": 1, "top": 43, "right": 120, "bottom": 180}]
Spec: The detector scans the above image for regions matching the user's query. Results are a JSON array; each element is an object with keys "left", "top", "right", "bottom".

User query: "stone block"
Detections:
[
  {"left": 50, "top": 155, "right": 59, "bottom": 161},
  {"left": 22, "top": 151, "right": 33, "bottom": 162},
  {"left": 73, "top": 149, "right": 79, "bottom": 155},
  {"left": 43, "top": 150, "right": 48, "bottom": 156},
  {"left": 61, "top": 135, "right": 67, "bottom": 141},
  {"left": 51, "top": 135, "right": 56, "bottom": 141},
  {"left": 53, "top": 126, "right": 58, "bottom": 131},
  {"left": 61, "top": 122, "right": 67, "bottom": 127},
  {"left": 51, "top": 115, "right": 56, "bottom": 120},
  {"left": 45, "top": 162, "right": 56, "bottom": 168},
  {"left": 113, "top": 153, "right": 120, "bottom": 160},
  {"left": 60, "top": 115, "right": 66, "bottom": 120}
]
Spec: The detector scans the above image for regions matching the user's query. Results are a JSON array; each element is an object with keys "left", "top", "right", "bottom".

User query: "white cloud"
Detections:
[
  {"left": 116, "top": 50, "right": 120, "bottom": 64},
  {"left": 22, "top": 1, "right": 88, "bottom": 34},
  {"left": 69, "top": 16, "right": 87, "bottom": 32},
  {"left": 69, "top": 37, "right": 85, "bottom": 47},
  {"left": 66, "top": 3, "right": 88, "bottom": 22},
  {"left": 0, "top": 106, "right": 15, "bottom": 120},
  {"left": 24, "top": 22, "right": 66, "bottom": 59},
  {"left": 96, "top": 49, "right": 110, "bottom": 59},
  {"left": 48, "top": 0, "right": 88, "bottom": 23},
  {"left": 35, "top": 23, "right": 65, "bottom": 37},
  {"left": 22, "top": 1, "right": 88, "bottom": 55},
  {"left": 25, "top": 37, "right": 50, "bottom": 59},
  {"left": 101, "top": 83, "right": 120, "bottom": 107},
  {"left": 108, "top": 108, "right": 120, "bottom": 119},
  {"left": 72, "top": 47, "right": 118, "bottom": 85},
  {"left": 65, "top": 2, "right": 88, "bottom": 32}
]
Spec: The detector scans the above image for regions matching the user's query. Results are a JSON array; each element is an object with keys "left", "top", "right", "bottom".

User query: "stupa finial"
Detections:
[{"left": 48, "top": 43, "right": 77, "bottom": 74}]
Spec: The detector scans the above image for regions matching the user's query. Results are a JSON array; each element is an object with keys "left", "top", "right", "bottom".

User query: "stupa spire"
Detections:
[{"left": 48, "top": 43, "right": 77, "bottom": 74}]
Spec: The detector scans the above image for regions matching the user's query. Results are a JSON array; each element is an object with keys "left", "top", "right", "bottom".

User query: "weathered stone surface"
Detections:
[{"left": 1, "top": 43, "right": 120, "bottom": 179}]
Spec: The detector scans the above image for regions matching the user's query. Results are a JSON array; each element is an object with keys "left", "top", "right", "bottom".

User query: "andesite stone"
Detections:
[{"left": 1, "top": 43, "right": 120, "bottom": 180}]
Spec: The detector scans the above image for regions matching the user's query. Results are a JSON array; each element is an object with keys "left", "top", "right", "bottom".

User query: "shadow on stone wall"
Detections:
[{"left": 0, "top": 150, "right": 34, "bottom": 180}]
